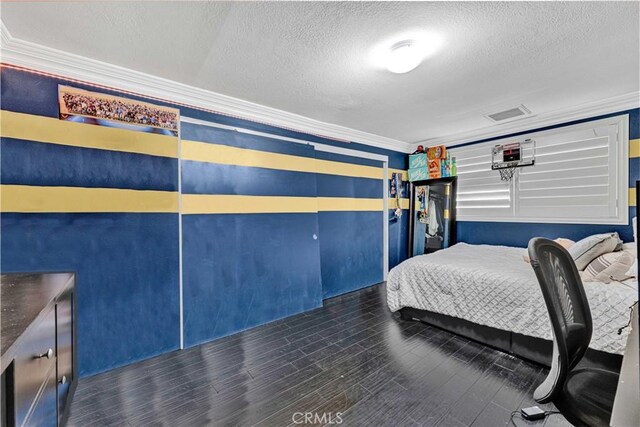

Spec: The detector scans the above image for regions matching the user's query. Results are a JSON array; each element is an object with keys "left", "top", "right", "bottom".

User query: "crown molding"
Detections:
[
  {"left": 0, "top": 20, "right": 11, "bottom": 46},
  {"left": 4, "top": 18, "right": 636, "bottom": 154},
  {"left": 415, "top": 91, "right": 640, "bottom": 148},
  {"left": 0, "top": 21, "right": 411, "bottom": 153}
]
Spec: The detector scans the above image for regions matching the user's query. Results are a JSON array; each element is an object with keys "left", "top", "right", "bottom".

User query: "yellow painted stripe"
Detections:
[
  {"left": 1, "top": 185, "right": 178, "bottom": 213},
  {"left": 630, "top": 139, "right": 640, "bottom": 158},
  {"left": 1, "top": 185, "right": 387, "bottom": 214},
  {"left": 444, "top": 209, "right": 450, "bottom": 220},
  {"left": 629, "top": 138, "right": 640, "bottom": 158},
  {"left": 314, "top": 160, "right": 383, "bottom": 180},
  {"left": 182, "top": 139, "right": 383, "bottom": 179},
  {"left": 630, "top": 188, "right": 636, "bottom": 207},
  {"left": 1, "top": 110, "right": 178, "bottom": 158},
  {"left": 2, "top": 111, "right": 391, "bottom": 179},
  {"left": 182, "top": 195, "right": 384, "bottom": 214},
  {"left": 388, "top": 169, "right": 408, "bottom": 180},
  {"left": 182, "top": 194, "right": 318, "bottom": 214},
  {"left": 317, "top": 197, "right": 383, "bottom": 212},
  {"left": 390, "top": 198, "right": 411, "bottom": 210}
]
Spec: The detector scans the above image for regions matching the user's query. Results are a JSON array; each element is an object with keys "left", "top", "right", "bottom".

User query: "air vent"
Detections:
[{"left": 485, "top": 105, "right": 531, "bottom": 122}]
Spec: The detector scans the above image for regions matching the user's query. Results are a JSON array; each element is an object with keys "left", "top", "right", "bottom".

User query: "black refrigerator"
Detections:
[{"left": 408, "top": 176, "right": 457, "bottom": 257}]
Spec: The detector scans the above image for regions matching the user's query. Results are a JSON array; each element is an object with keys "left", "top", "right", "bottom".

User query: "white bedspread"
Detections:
[{"left": 387, "top": 243, "right": 637, "bottom": 355}]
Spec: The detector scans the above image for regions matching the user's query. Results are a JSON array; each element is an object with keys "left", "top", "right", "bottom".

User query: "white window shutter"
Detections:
[
  {"left": 452, "top": 142, "right": 514, "bottom": 218},
  {"left": 448, "top": 115, "right": 628, "bottom": 225}
]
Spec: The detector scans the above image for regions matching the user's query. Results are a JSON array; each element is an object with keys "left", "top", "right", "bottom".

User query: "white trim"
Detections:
[
  {"left": 310, "top": 142, "right": 388, "bottom": 162},
  {"left": 182, "top": 115, "right": 389, "bottom": 162},
  {"left": 382, "top": 162, "right": 389, "bottom": 280},
  {"left": 456, "top": 216, "right": 630, "bottom": 226},
  {"left": 0, "top": 19, "right": 11, "bottom": 45},
  {"left": 416, "top": 92, "right": 639, "bottom": 149},
  {"left": 181, "top": 115, "right": 237, "bottom": 133},
  {"left": 2, "top": 21, "right": 637, "bottom": 156},
  {"left": 177, "top": 120, "right": 184, "bottom": 350},
  {"left": 619, "top": 114, "right": 630, "bottom": 220},
  {"left": 0, "top": 21, "right": 410, "bottom": 153},
  {"left": 180, "top": 115, "right": 391, "bottom": 281}
]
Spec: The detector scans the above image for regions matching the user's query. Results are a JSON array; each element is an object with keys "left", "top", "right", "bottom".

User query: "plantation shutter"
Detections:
[
  {"left": 517, "top": 123, "right": 620, "bottom": 221},
  {"left": 451, "top": 142, "right": 514, "bottom": 218},
  {"left": 447, "top": 115, "right": 626, "bottom": 224}
]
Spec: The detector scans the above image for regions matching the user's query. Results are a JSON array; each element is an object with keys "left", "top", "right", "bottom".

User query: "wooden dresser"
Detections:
[{"left": 1, "top": 273, "right": 76, "bottom": 427}]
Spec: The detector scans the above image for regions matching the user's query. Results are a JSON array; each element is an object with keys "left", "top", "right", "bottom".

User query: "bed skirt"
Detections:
[{"left": 399, "top": 307, "right": 623, "bottom": 372}]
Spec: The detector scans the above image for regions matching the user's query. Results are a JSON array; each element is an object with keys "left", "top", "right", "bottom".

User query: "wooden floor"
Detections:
[{"left": 68, "top": 284, "right": 571, "bottom": 427}]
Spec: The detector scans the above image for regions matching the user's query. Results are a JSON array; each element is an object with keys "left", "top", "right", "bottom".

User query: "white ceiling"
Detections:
[{"left": 1, "top": 1, "right": 639, "bottom": 145}]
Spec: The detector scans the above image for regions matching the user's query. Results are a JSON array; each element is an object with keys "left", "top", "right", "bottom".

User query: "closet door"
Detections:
[
  {"left": 180, "top": 122, "right": 323, "bottom": 347},
  {"left": 315, "top": 152, "right": 384, "bottom": 299}
]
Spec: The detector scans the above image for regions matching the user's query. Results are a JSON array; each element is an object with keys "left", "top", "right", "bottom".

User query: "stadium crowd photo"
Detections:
[{"left": 61, "top": 91, "right": 178, "bottom": 131}]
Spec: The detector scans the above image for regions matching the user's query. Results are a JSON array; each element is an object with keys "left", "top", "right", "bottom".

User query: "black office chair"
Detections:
[{"left": 528, "top": 238, "right": 619, "bottom": 427}]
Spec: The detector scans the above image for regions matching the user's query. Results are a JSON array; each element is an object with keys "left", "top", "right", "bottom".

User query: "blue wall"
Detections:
[
  {"left": 182, "top": 213, "right": 323, "bottom": 346},
  {"left": 180, "top": 122, "right": 324, "bottom": 347},
  {"left": 0, "top": 66, "right": 409, "bottom": 376},
  {"left": 318, "top": 211, "right": 383, "bottom": 298},
  {"left": 457, "top": 108, "right": 640, "bottom": 247},
  {"left": 2, "top": 214, "right": 180, "bottom": 374},
  {"left": 1, "top": 68, "right": 181, "bottom": 376},
  {"left": 315, "top": 153, "right": 384, "bottom": 298}
]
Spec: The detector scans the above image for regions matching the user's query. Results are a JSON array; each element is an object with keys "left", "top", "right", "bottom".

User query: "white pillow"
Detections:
[
  {"left": 522, "top": 238, "right": 575, "bottom": 263},
  {"left": 627, "top": 217, "right": 638, "bottom": 278},
  {"left": 625, "top": 259, "right": 637, "bottom": 278},
  {"left": 568, "top": 232, "right": 622, "bottom": 271},
  {"left": 582, "top": 251, "right": 634, "bottom": 283}
]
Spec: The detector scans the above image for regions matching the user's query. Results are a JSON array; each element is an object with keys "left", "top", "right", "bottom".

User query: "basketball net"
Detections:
[{"left": 499, "top": 166, "right": 518, "bottom": 182}]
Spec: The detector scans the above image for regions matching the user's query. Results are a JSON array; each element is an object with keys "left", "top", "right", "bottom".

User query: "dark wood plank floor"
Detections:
[{"left": 68, "top": 284, "right": 571, "bottom": 427}]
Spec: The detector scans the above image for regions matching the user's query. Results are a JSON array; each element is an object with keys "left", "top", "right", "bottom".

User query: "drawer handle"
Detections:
[
  {"left": 36, "top": 348, "right": 54, "bottom": 359},
  {"left": 60, "top": 375, "right": 67, "bottom": 385}
]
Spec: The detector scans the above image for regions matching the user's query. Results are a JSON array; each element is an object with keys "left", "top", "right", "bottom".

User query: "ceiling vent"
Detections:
[{"left": 485, "top": 105, "right": 531, "bottom": 122}]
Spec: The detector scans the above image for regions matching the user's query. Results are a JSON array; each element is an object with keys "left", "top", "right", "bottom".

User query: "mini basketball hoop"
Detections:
[
  {"left": 497, "top": 165, "right": 518, "bottom": 181},
  {"left": 491, "top": 139, "right": 535, "bottom": 181}
]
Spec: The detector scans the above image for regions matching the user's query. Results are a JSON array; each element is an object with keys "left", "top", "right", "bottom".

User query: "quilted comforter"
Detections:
[{"left": 387, "top": 243, "right": 637, "bottom": 355}]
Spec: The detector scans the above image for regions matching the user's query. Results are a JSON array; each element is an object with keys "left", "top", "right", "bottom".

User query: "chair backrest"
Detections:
[{"left": 528, "top": 237, "right": 593, "bottom": 403}]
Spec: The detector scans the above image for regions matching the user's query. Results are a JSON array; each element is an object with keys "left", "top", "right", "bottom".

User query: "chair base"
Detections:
[{"left": 554, "top": 368, "right": 619, "bottom": 426}]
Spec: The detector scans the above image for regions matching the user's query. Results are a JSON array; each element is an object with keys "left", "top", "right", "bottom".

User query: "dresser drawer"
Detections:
[
  {"left": 56, "top": 288, "right": 74, "bottom": 423},
  {"left": 23, "top": 365, "right": 57, "bottom": 427},
  {"left": 14, "top": 308, "right": 56, "bottom": 427}
]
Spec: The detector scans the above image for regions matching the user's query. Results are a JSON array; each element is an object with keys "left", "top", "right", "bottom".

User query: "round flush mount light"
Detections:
[
  {"left": 371, "top": 33, "right": 443, "bottom": 74},
  {"left": 386, "top": 40, "right": 422, "bottom": 74}
]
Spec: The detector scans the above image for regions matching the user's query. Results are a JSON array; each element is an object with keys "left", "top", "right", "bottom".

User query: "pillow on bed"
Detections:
[
  {"left": 625, "top": 217, "right": 638, "bottom": 278},
  {"left": 625, "top": 259, "right": 637, "bottom": 279},
  {"left": 555, "top": 238, "right": 575, "bottom": 249},
  {"left": 522, "top": 238, "right": 574, "bottom": 263},
  {"left": 569, "top": 232, "right": 622, "bottom": 270},
  {"left": 582, "top": 250, "right": 634, "bottom": 283}
]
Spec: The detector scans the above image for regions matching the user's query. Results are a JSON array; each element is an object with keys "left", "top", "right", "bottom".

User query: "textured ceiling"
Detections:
[{"left": 1, "top": 1, "right": 639, "bottom": 143}]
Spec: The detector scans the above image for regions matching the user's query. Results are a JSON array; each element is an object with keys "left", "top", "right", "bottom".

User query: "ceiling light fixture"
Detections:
[
  {"left": 371, "top": 32, "right": 443, "bottom": 74},
  {"left": 386, "top": 40, "right": 422, "bottom": 74}
]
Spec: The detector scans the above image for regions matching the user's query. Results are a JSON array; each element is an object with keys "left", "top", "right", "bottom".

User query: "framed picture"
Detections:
[{"left": 58, "top": 85, "right": 179, "bottom": 136}]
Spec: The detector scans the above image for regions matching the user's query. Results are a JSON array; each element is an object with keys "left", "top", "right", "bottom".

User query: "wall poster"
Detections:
[{"left": 58, "top": 85, "right": 179, "bottom": 136}]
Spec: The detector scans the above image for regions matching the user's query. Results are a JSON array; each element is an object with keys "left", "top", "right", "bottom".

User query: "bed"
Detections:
[{"left": 387, "top": 243, "right": 638, "bottom": 369}]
